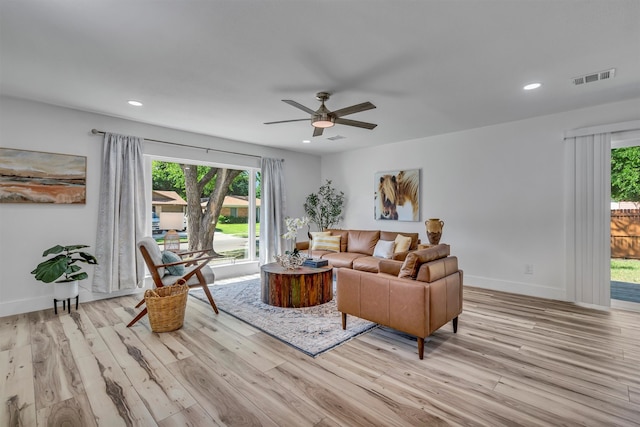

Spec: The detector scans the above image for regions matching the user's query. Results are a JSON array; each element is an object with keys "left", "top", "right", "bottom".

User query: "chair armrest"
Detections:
[
  {"left": 177, "top": 248, "right": 213, "bottom": 257},
  {"left": 159, "top": 255, "right": 215, "bottom": 268}
]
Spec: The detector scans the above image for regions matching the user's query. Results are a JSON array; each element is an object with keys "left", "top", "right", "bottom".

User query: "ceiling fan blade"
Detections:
[
  {"left": 334, "top": 118, "right": 377, "bottom": 130},
  {"left": 313, "top": 127, "right": 324, "bottom": 137},
  {"left": 282, "top": 100, "right": 316, "bottom": 115},
  {"left": 264, "top": 118, "right": 309, "bottom": 125},
  {"left": 331, "top": 101, "right": 376, "bottom": 118}
]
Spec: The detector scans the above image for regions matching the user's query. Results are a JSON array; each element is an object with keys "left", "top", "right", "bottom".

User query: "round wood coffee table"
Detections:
[{"left": 260, "top": 262, "right": 333, "bottom": 308}]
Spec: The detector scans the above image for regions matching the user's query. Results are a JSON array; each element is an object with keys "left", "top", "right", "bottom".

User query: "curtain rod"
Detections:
[{"left": 91, "top": 128, "right": 265, "bottom": 160}]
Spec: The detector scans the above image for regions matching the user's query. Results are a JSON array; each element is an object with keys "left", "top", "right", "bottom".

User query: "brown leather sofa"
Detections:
[
  {"left": 337, "top": 244, "right": 463, "bottom": 359},
  {"left": 297, "top": 229, "right": 420, "bottom": 273}
]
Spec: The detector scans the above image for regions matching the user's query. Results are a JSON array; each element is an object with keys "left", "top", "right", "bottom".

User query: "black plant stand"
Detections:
[{"left": 54, "top": 295, "right": 79, "bottom": 314}]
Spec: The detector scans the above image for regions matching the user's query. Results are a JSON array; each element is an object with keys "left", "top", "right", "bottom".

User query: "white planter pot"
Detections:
[{"left": 53, "top": 280, "right": 79, "bottom": 300}]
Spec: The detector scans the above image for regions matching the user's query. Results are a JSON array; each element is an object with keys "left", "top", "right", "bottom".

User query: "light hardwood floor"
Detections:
[{"left": 2, "top": 283, "right": 640, "bottom": 426}]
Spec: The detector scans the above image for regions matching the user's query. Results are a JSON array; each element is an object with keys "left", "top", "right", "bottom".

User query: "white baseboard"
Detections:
[
  {"left": 1, "top": 263, "right": 261, "bottom": 318},
  {"left": 0, "top": 283, "right": 146, "bottom": 318},
  {"left": 611, "top": 299, "right": 640, "bottom": 312},
  {"left": 464, "top": 275, "right": 567, "bottom": 301}
]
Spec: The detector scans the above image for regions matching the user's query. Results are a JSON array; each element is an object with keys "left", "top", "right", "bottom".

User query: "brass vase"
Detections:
[{"left": 425, "top": 218, "right": 444, "bottom": 245}]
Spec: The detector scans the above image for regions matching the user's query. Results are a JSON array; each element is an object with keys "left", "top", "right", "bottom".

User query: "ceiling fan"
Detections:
[{"left": 264, "top": 92, "right": 377, "bottom": 137}]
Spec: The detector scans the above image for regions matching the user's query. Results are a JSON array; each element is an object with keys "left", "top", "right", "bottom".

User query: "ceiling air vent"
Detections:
[
  {"left": 326, "top": 135, "right": 346, "bottom": 141},
  {"left": 572, "top": 68, "right": 616, "bottom": 86}
]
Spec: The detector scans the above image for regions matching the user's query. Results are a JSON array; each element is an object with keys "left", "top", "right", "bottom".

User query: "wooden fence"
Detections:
[{"left": 611, "top": 209, "right": 640, "bottom": 259}]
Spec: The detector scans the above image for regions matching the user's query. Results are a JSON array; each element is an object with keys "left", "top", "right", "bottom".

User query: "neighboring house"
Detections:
[
  {"left": 152, "top": 191, "right": 260, "bottom": 231},
  {"left": 218, "top": 195, "right": 261, "bottom": 219},
  {"left": 152, "top": 191, "right": 187, "bottom": 231},
  {"left": 152, "top": 190, "right": 187, "bottom": 215}
]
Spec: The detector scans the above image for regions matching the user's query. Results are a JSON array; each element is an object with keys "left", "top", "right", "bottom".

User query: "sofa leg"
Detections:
[
  {"left": 417, "top": 337, "right": 424, "bottom": 359},
  {"left": 453, "top": 316, "right": 458, "bottom": 333},
  {"left": 341, "top": 312, "right": 347, "bottom": 330}
]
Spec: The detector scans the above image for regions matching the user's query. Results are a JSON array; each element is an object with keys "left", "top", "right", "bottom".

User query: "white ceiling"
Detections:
[{"left": 1, "top": 0, "right": 639, "bottom": 155}]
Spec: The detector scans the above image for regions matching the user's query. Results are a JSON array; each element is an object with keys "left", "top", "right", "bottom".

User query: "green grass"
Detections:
[
  {"left": 611, "top": 258, "right": 640, "bottom": 283},
  {"left": 215, "top": 223, "right": 260, "bottom": 238}
]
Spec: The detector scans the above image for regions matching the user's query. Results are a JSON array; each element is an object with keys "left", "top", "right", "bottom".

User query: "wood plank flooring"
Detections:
[{"left": 2, "top": 283, "right": 640, "bottom": 426}]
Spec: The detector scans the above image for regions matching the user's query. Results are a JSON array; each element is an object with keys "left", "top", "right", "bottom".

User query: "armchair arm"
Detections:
[
  {"left": 159, "top": 255, "right": 215, "bottom": 268},
  {"left": 177, "top": 248, "right": 213, "bottom": 257}
]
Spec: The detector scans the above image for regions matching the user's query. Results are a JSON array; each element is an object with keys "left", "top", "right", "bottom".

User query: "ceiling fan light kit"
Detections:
[
  {"left": 311, "top": 116, "right": 334, "bottom": 128},
  {"left": 265, "top": 91, "right": 377, "bottom": 137}
]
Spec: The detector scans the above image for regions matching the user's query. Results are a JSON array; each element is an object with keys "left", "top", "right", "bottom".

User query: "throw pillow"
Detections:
[
  {"left": 373, "top": 240, "right": 396, "bottom": 259},
  {"left": 310, "top": 231, "right": 332, "bottom": 249},
  {"left": 312, "top": 235, "right": 341, "bottom": 252},
  {"left": 398, "top": 252, "right": 419, "bottom": 279},
  {"left": 398, "top": 245, "right": 451, "bottom": 279},
  {"left": 394, "top": 234, "right": 412, "bottom": 253},
  {"left": 162, "top": 250, "right": 186, "bottom": 276}
]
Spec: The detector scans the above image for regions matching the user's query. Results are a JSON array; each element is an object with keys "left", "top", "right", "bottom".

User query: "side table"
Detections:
[{"left": 260, "top": 262, "right": 333, "bottom": 308}]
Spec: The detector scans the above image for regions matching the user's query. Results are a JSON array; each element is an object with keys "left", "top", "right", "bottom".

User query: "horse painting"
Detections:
[{"left": 375, "top": 169, "right": 420, "bottom": 221}]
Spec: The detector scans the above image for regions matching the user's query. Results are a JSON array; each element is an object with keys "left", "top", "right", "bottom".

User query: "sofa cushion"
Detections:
[
  {"left": 379, "top": 259, "right": 403, "bottom": 276},
  {"left": 321, "top": 252, "right": 367, "bottom": 268},
  {"left": 380, "top": 231, "right": 419, "bottom": 250},
  {"left": 347, "top": 230, "right": 380, "bottom": 255},
  {"left": 306, "top": 249, "right": 333, "bottom": 259},
  {"left": 398, "top": 244, "right": 451, "bottom": 279},
  {"left": 352, "top": 256, "right": 382, "bottom": 273},
  {"left": 312, "top": 234, "right": 341, "bottom": 252},
  {"left": 373, "top": 240, "right": 395, "bottom": 258},
  {"left": 393, "top": 234, "right": 412, "bottom": 253}
]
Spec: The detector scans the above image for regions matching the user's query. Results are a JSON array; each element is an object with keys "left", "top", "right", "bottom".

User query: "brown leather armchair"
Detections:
[{"left": 337, "top": 244, "right": 463, "bottom": 359}]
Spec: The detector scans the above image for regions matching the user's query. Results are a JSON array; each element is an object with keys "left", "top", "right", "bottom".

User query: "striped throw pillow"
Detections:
[{"left": 312, "top": 235, "right": 341, "bottom": 252}]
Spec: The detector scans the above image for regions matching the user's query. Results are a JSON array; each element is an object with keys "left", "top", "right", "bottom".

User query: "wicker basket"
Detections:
[{"left": 144, "top": 281, "right": 188, "bottom": 332}]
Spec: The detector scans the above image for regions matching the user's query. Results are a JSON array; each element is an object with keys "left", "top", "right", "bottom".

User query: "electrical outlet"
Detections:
[{"left": 525, "top": 264, "right": 534, "bottom": 275}]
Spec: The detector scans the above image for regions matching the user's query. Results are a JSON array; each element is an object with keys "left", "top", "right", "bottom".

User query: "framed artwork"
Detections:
[
  {"left": 0, "top": 148, "right": 86, "bottom": 204},
  {"left": 374, "top": 168, "right": 420, "bottom": 221}
]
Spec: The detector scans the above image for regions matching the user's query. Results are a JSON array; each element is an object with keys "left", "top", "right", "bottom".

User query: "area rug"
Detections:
[{"left": 189, "top": 278, "right": 377, "bottom": 357}]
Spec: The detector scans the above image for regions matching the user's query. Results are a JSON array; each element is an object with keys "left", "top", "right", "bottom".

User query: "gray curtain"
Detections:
[
  {"left": 93, "top": 132, "right": 147, "bottom": 293},
  {"left": 260, "top": 158, "right": 285, "bottom": 265}
]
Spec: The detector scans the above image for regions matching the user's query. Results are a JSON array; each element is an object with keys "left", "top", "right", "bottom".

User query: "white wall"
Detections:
[
  {"left": 322, "top": 98, "right": 640, "bottom": 301},
  {"left": 0, "top": 96, "right": 321, "bottom": 316}
]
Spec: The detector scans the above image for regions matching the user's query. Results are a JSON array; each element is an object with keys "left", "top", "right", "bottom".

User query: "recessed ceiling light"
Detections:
[
  {"left": 302, "top": 140, "right": 311, "bottom": 144},
  {"left": 127, "top": 100, "right": 143, "bottom": 106},
  {"left": 523, "top": 83, "right": 542, "bottom": 91}
]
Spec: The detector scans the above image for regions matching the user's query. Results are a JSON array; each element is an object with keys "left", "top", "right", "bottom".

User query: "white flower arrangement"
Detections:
[
  {"left": 282, "top": 216, "right": 310, "bottom": 242},
  {"left": 278, "top": 217, "right": 310, "bottom": 266}
]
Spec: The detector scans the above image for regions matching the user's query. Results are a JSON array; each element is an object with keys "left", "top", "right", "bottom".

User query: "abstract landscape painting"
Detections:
[{"left": 0, "top": 148, "right": 86, "bottom": 204}]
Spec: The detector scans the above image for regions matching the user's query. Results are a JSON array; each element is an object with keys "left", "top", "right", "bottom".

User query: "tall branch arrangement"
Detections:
[{"left": 304, "top": 180, "right": 345, "bottom": 231}]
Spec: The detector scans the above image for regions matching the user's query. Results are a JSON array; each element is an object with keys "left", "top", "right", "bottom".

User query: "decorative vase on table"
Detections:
[
  {"left": 426, "top": 218, "right": 445, "bottom": 245},
  {"left": 275, "top": 252, "right": 305, "bottom": 270}
]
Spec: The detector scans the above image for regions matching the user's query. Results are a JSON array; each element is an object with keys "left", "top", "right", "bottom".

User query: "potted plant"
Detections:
[
  {"left": 303, "top": 179, "right": 345, "bottom": 231},
  {"left": 31, "top": 244, "right": 98, "bottom": 300}
]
